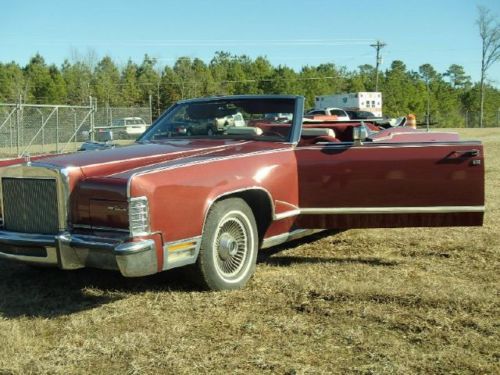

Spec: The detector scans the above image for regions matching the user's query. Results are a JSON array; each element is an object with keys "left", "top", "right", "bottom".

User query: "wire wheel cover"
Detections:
[{"left": 214, "top": 216, "right": 249, "bottom": 278}]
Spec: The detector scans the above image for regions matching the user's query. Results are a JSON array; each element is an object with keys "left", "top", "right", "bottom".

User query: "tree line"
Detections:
[{"left": 0, "top": 51, "right": 499, "bottom": 127}]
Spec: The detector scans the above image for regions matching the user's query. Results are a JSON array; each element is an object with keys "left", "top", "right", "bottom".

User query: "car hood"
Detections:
[{"left": 34, "top": 139, "right": 286, "bottom": 179}]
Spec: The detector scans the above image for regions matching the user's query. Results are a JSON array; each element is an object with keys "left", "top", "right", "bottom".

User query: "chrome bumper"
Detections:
[{"left": 0, "top": 231, "right": 158, "bottom": 277}]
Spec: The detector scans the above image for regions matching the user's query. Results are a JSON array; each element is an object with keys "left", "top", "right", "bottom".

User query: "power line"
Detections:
[
  {"left": 0, "top": 75, "right": 344, "bottom": 87},
  {"left": 0, "top": 38, "right": 376, "bottom": 47}
]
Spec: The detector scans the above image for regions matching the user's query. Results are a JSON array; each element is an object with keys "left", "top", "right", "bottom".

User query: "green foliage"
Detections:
[
  {"left": 92, "top": 56, "right": 120, "bottom": 107},
  {"left": 444, "top": 64, "right": 472, "bottom": 89},
  {"left": 2, "top": 52, "right": 499, "bottom": 126},
  {"left": 61, "top": 59, "right": 92, "bottom": 105},
  {"left": 120, "top": 60, "right": 141, "bottom": 106},
  {"left": 23, "top": 54, "right": 55, "bottom": 103},
  {"left": 0, "top": 62, "right": 25, "bottom": 102},
  {"left": 381, "top": 60, "right": 424, "bottom": 116}
]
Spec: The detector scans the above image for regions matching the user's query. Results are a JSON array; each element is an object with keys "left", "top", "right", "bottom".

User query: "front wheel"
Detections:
[{"left": 195, "top": 198, "right": 258, "bottom": 290}]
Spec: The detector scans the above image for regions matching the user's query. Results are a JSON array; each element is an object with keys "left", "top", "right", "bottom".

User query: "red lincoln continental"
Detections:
[{"left": 0, "top": 95, "right": 484, "bottom": 290}]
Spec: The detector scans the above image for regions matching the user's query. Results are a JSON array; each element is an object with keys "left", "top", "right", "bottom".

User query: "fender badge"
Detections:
[{"left": 107, "top": 206, "right": 127, "bottom": 212}]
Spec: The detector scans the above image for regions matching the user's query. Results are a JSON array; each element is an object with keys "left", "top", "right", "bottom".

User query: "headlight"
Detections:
[{"left": 129, "top": 196, "right": 150, "bottom": 237}]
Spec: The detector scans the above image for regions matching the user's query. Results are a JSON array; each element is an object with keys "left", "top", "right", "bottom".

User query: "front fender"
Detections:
[{"left": 128, "top": 148, "right": 298, "bottom": 243}]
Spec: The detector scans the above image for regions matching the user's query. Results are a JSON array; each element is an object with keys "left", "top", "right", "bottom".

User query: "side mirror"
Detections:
[{"left": 353, "top": 123, "right": 368, "bottom": 145}]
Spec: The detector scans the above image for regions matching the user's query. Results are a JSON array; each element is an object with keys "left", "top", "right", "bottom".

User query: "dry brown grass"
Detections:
[{"left": 0, "top": 129, "right": 499, "bottom": 374}]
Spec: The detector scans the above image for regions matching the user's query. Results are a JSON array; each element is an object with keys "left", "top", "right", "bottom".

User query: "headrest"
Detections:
[
  {"left": 226, "top": 126, "right": 263, "bottom": 136},
  {"left": 301, "top": 128, "right": 335, "bottom": 137}
]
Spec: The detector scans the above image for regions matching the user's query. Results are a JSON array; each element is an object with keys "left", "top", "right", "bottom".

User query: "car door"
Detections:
[{"left": 295, "top": 139, "right": 484, "bottom": 229}]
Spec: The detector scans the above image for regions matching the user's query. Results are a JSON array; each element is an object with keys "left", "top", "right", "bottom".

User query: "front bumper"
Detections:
[{"left": 0, "top": 231, "right": 158, "bottom": 277}]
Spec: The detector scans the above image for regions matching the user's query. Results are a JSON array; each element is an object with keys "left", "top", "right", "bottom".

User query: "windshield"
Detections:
[{"left": 139, "top": 97, "right": 295, "bottom": 142}]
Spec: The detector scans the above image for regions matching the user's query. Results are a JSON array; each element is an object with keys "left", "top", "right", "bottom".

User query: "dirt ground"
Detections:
[{"left": 0, "top": 128, "right": 498, "bottom": 374}]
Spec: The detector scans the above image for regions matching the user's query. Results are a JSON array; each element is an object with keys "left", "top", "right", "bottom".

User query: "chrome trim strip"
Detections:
[
  {"left": 261, "top": 229, "right": 324, "bottom": 249},
  {"left": 0, "top": 231, "right": 55, "bottom": 246},
  {"left": 115, "top": 239, "right": 155, "bottom": 255},
  {"left": 69, "top": 234, "right": 122, "bottom": 251},
  {"left": 275, "top": 200, "right": 299, "bottom": 210},
  {"left": 72, "top": 224, "right": 130, "bottom": 233},
  {"left": 299, "top": 206, "right": 485, "bottom": 215},
  {"left": 297, "top": 141, "right": 483, "bottom": 150},
  {"left": 274, "top": 209, "right": 301, "bottom": 220}
]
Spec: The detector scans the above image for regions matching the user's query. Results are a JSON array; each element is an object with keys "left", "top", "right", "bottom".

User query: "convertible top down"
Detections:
[{"left": 0, "top": 95, "right": 484, "bottom": 290}]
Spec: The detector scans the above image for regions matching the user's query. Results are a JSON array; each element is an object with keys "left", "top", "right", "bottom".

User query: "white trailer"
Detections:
[{"left": 314, "top": 92, "right": 383, "bottom": 117}]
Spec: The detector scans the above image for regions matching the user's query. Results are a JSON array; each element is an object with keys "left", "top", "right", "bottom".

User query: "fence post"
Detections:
[
  {"left": 90, "top": 96, "right": 95, "bottom": 142},
  {"left": 149, "top": 94, "right": 153, "bottom": 123},
  {"left": 42, "top": 112, "right": 45, "bottom": 153},
  {"left": 73, "top": 108, "right": 77, "bottom": 148},
  {"left": 55, "top": 106, "right": 59, "bottom": 153},
  {"left": 9, "top": 114, "right": 13, "bottom": 155},
  {"left": 34, "top": 108, "right": 45, "bottom": 153},
  {"left": 16, "top": 95, "right": 21, "bottom": 156},
  {"left": 109, "top": 106, "right": 113, "bottom": 127}
]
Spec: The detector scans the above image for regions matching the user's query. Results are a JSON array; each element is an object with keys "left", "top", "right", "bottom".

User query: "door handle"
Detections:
[{"left": 453, "top": 149, "right": 479, "bottom": 157}]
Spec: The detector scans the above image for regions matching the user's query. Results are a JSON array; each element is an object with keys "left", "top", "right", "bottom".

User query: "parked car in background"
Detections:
[
  {"left": 264, "top": 113, "right": 293, "bottom": 122},
  {"left": 213, "top": 112, "right": 245, "bottom": 132},
  {"left": 0, "top": 95, "right": 485, "bottom": 291},
  {"left": 306, "top": 107, "right": 350, "bottom": 121},
  {"left": 156, "top": 107, "right": 246, "bottom": 137},
  {"left": 110, "top": 117, "right": 149, "bottom": 138},
  {"left": 345, "top": 110, "right": 378, "bottom": 120}
]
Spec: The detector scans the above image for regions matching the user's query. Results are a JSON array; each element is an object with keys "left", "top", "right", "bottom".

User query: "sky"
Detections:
[{"left": 1, "top": 0, "right": 500, "bottom": 86}]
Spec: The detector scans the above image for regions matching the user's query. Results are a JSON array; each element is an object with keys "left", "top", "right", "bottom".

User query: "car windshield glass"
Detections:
[{"left": 140, "top": 97, "right": 295, "bottom": 142}]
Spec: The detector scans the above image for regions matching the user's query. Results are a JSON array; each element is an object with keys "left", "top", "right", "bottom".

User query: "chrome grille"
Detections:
[{"left": 2, "top": 178, "right": 59, "bottom": 234}]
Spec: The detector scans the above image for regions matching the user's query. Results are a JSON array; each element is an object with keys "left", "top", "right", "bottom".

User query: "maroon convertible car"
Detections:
[{"left": 0, "top": 95, "right": 484, "bottom": 290}]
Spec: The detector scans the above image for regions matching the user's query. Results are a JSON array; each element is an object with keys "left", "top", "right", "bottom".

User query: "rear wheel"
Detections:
[{"left": 195, "top": 198, "right": 258, "bottom": 290}]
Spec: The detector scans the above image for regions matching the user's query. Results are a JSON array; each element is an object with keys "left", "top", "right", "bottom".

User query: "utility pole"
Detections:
[
  {"left": 426, "top": 80, "right": 430, "bottom": 131},
  {"left": 370, "top": 40, "right": 386, "bottom": 91}
]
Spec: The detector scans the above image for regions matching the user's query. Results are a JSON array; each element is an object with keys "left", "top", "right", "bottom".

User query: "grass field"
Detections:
[{"left": 0, "top": 129, "right": 498, "bottom": 374}]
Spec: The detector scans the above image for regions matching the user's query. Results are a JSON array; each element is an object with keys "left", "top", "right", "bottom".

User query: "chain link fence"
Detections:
[
  {"left": 462, "top": 111, "right": 500, "bottom": 128},
  {"left": 1, "top": 98, "right": 498, "bottom": 159},
  {"left": 415, "top": 111, "right": 500, "bottom": 128},
  {"left": 0, "top": 98, "right": 152, "bottom": 159}
]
